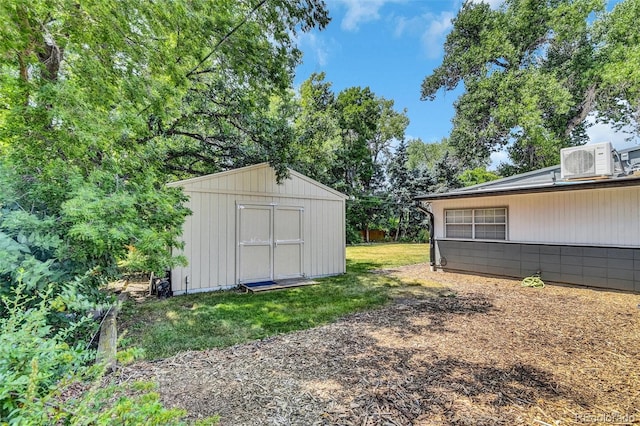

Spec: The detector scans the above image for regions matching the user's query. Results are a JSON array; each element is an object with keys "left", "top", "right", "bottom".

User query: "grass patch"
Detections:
[
  {"left": 119, "top": 243, "right": 436, "bottom": 360},
  {"left": 347, "top": 243, "right": 429, "bottom": 269}
]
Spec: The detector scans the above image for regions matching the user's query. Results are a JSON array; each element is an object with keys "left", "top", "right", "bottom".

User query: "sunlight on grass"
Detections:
[
  {"left": 347, "top": 243, "right": 429, "bottom": 268},
  {"left": 119, "top": 243, "right": 440, "bottom": 360}
]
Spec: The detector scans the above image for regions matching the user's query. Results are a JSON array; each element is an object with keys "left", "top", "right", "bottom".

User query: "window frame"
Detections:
[{"left": 444, "top": 207, "right": 508, "bottom": 240}]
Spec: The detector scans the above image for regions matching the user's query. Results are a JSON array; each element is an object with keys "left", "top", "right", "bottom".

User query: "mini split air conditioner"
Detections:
[{"left": 560, "top": 142, "right": 614, "bottom": 180}]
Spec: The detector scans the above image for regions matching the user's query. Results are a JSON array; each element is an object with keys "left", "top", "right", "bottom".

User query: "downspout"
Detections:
[{"left": 415, "top": 201, "right": 436, "bottom": 270}]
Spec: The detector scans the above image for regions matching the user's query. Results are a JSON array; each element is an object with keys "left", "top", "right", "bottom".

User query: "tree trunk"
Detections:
[
  {"left": 565, "top": 84, "right": 597, "bottom": 139},
  {"left": 37, "top": 41, "right": 63, "bottom": 82},
  {"left": 395, "top": 211, "right": 402, "bottom": 241}
]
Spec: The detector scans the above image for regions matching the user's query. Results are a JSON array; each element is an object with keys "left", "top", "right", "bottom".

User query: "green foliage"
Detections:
[
  {"left": 0, "top": 286, "right": 93, "bottom": 422},
  {"left": 594, "top": 0, "right": 640, "bottom": 134},
  {"left": 333, "top": 86, "right": 381, "bottom": 195},
  {"left": 406, "top": 138, "right": 452, "bottom": 171},
  {"left": 459, "top": 167, "right": 501, "bottom": 187},
  {"left": 291, "top": 74, "right": 410, "bottom": 243},
  {"left": 0, "top": 0, "right": 330, "bottom": 291},
  {"left": 0, "top": 161, "right": 119, "bottom": 327},
  {"left": 0, "top": 164, "right": 107, "bottom": 325},
  {"left": 0, "top": 3, "right": 328, "bottom": 423},
  {"left": 291, "top": 72, "right": 340, "bottom": 181},
  {"left": 421, "top": 0, "right": 614, "bottom": 174},
  {"left": 387, "top": 140, "right": 430, "bottom": 241},
  {"left": 0, "top": 284, "right": 218, "bottom": 425},
  {"left": 345, "top": 226, "right": 365, "bottom": 245},
  {"left": 60, "top": 168, "right": 190, "bottom": 277}
]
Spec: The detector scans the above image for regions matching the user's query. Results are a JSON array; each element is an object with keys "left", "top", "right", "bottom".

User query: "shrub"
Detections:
[
  {"left": 0, "top": 284, "right": 218, "bottom": 425},
  {"left": 345, "top": 225, "right": 364, "bottom": 244}
]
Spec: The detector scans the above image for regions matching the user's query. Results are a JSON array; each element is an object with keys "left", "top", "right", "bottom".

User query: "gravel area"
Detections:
[{"left": 116, "top": 265, "right": 640, "bottom": 425}]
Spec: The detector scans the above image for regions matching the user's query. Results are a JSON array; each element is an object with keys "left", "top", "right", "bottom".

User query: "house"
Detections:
[
  {"left": 168, "top": 163, "right": 347, "bottom": 295},
  {"left": 415, "top": 143, "right": 640, "bottom": 292}
]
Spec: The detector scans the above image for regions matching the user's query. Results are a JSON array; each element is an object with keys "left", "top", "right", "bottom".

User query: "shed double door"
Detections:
[{"left": 237, "top": 203, "right": 304, "bottom": 284}]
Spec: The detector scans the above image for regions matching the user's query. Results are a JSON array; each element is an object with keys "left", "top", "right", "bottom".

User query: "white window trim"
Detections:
[{"left": 444, "top": 207, "right": 508, "bottom": 240}]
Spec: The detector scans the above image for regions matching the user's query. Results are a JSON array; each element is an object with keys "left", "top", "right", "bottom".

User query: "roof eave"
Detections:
[{"left": 415, "top": 176, "right": 640, "bottom": 201}]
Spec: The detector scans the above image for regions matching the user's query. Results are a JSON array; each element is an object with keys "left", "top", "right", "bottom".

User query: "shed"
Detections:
[
  {"left": 167, "top": 163, "right": 347, "bottom": 295},
  {"left": 415, "top": 145, "right": 640, "bottom": 293}
]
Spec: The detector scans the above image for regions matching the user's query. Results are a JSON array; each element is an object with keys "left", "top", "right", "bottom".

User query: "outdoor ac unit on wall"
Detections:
[{"left": 560, "top": 142, "right": 614, "bottom": 180}]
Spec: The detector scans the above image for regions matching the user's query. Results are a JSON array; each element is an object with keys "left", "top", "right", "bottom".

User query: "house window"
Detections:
[{"left": 445, "top": 208, "right": 507, "bottom": 240}]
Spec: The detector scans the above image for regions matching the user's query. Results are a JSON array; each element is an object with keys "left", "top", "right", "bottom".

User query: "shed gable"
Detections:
[{"left": 168, "top": 163, "right": 346, "bottom": 201}]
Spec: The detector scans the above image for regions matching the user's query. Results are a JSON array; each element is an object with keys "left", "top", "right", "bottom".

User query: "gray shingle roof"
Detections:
[{"left": 415, "top": 165, "right": 640, "bottom": 201}]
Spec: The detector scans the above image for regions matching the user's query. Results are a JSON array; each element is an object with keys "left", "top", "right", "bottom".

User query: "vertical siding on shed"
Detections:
[
  {"left": 431, "top": 186, "right": 640, "bottom": 247},
  {"left": 170, "top": 164, "right": 346, "bottom": 294}
]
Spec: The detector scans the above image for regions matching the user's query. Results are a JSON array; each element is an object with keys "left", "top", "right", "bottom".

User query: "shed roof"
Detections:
[
  {"left": 415, "top": 165, "right": 640, "bottom": 201},
  {"left": 168, "top": 162, "right": 348, "bottom": 200}
]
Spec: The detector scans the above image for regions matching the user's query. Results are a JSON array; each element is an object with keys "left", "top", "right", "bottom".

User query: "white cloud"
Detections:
[
  {"left": 331, "top": 0, "right": 405, "bottom": 31},
  {"left": 393, "top": 14, "right": 423, "bottom": 38},
  {"left": 489, "top": 148, "right": 511, "bottom": 170},
  {"left": 585, "top": 114, "right": 640, "bottom": 150},
  {"left": 391, "top": 11, "right": 454, "bottom": 58},
  {"left": 420, "top": 12, "right": 455, "bottom": 58},
  {"left": 297, "top": 32, "right": 332, "bottom": 67}
]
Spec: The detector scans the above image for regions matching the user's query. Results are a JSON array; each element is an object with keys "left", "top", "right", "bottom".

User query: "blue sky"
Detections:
[{"left": 293, "top": 0, "right": 639, "bottom": 167}]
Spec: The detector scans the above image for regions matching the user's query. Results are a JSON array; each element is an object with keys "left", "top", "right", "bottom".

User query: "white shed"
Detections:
[{"left": 167, "top": 163, "right": 347, "bottom": 295}]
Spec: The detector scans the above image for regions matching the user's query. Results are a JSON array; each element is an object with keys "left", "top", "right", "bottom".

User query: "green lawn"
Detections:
[
  {"left": 347, "top": 242, "right": 429, "bottom": 268},
  {"left": 119, "top": 243, "right": 437, "bottom": 360}
]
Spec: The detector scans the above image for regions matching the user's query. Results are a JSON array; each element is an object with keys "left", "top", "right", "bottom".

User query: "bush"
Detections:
[
  {"left": 0, "top": 285, "right": 218, "bottom": 425},
  {"left": 345, "top": 225, "right": 364, "bottom": 245},
  {"left": 0, "top": 284, "right": 95, "bottom": 422}
]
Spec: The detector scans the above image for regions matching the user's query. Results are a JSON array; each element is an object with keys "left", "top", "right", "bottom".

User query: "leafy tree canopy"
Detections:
[
  {"left": 0, "top": 0, "right": 329, "bottom": 294},
  {"left": 291, "top": 73, "right": 410, "bottom": 242},
  {"left": 459, "top": 167, "right": 501, "bottom": 187},
  {"left": 594, "top": 0, "right": 640, "bottom": 133},
  {"left": 422, "top": 0, "right": 640, "bottom": 175},
  {"left": 406, "top": 137, "right": 455, "bottom": 170},
  {"left": 290, "top": 72, "right": 341, "bottom": 182}
]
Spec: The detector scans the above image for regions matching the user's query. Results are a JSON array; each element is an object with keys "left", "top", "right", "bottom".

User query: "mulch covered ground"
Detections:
[{"left": 116, "top": 265, "right": 640, "bottom": 425}]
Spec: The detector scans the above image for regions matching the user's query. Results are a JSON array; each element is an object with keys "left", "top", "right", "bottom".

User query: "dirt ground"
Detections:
[{"left": 116, "top": 265, "right": 640, "bottom": 425}]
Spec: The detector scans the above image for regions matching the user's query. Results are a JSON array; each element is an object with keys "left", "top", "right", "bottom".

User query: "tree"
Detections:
[
  {"left": 291, "top": 72, "right": 340, "bottom": 182},
  {"left": 430, "top": 151, "right": 463, "bottom": 193},
  {"left": 289, "top": 75, "right": 410, "bottom": 243},
  {"left": 331, "top": 87, "right": 409, "bottom": 242},
  {"left": 407, "top": 138, "right": 454, "bottom": 170},
  {"left": 0, "top": 0, "right": 330, "bottom": 295},
  {"left": 387, "top": 141, "right": 435, "bottom": 241},
  {"left": 594, "top": 0, "right": 640, "bottom": 135},
  {"left": 371, "top": 98, "right": 410, "bottom": 166},
  {"left": 332, "top": 87, "right": 380, "bottom": 194},
  {"left": 405, "top": 137, "right": 469, "bottom": 193},
  {"left": 459, "top": 167, "right": 501, "bottom": 187},
  {"left": 387, "top": 140, "right": 412, "bottom": 240},
  {"left": 421, "top": 0, "right": 606, "bottom": 174}
]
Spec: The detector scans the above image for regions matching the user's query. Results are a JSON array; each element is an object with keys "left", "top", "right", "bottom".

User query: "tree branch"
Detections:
[
  {"left": 490, "top": 58, "right": 509, "bottom": 69},
  {"left": 186, "top": 0, "right": 269, "bottom": 78},
  {"left": 565, "top": 83, "right": 597, "bottom": 138}
]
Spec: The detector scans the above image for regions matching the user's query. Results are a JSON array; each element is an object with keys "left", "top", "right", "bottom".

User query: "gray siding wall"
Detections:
[{"left": 435, "top": 240, "right": 640, "bottom": 292}]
